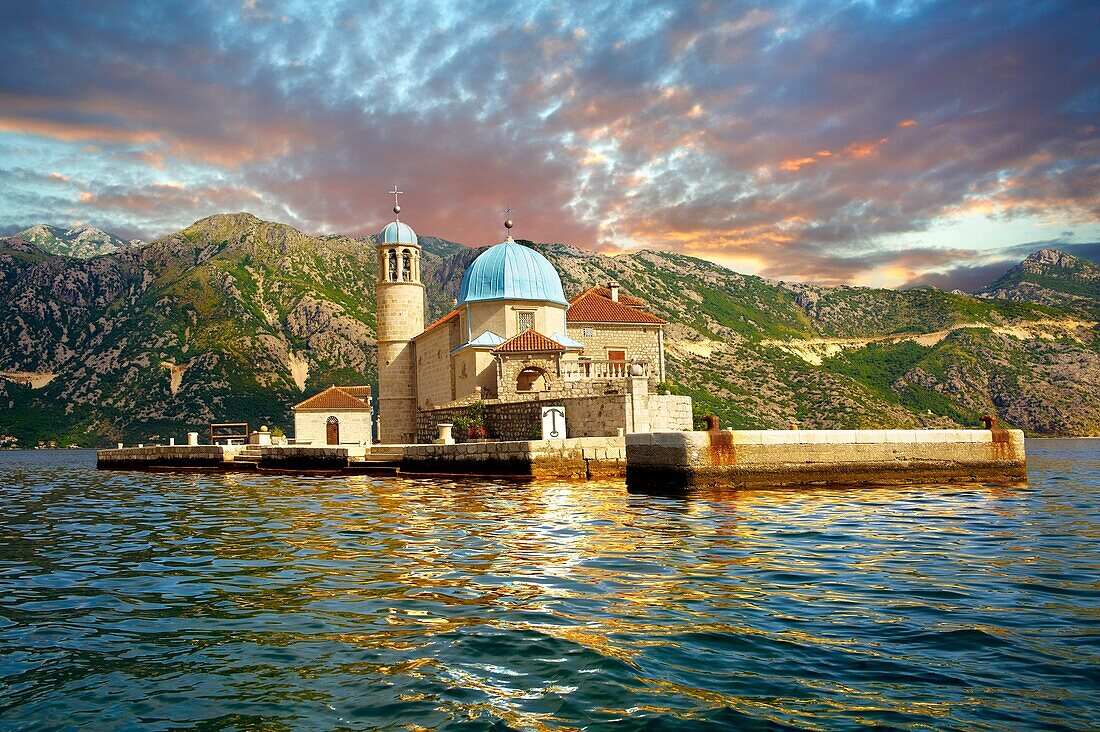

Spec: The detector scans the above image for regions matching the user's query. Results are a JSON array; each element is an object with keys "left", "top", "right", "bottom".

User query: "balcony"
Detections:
[{"left": 561, "top": 359, "right": 649, "bottom": 381}]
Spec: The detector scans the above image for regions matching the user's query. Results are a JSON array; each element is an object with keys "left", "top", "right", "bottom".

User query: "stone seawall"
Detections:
[
  {"left": 97, "top": 446, "right": 225, "bottom": 469},
  {"left": 626, "top": 429, "right": 1027, "bottom": 490},
  {"left": 257, "top": 447, "right": 348, "bottom": 470},
  {"left": 402, "top": 437, "right": 627, "bottom": 479}
]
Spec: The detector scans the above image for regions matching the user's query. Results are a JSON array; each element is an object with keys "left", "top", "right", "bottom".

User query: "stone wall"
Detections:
[
  {"left": 402, "top": 436, "right": 627, "bottom": 479},
  {"left": 626, "top": 429, "right": 1028, "bottom": 489},
  {"left": 98, "top": 445, "right": 225, "bottom": 469},
  {"left": 258, "top": 446, "right": 349, "bottom": 470},
  {"left": 415, "top": 390, "right": 693, "bottom": 443},
  {"left": 414, "top": 322, "right": 454, "bottom": 409}
]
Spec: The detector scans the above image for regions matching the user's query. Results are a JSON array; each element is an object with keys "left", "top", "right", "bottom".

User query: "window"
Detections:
[
  {"left": 388, "top": 250, "right": 398, "bottom": 281},
  {"left": 517, "top": 311, "right": 534, "bottom": 331},
  {"left": 582, "top": 327, "right": 595, "bottom": 338}
]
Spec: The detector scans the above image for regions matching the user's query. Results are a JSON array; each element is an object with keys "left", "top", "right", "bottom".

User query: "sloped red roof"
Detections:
[
  {"left": 415, "top": 308, "right": 461, "bottom": 340},
  {"left": 494, "top": 328, "right": 566, "bottom": 353},
  {"left": 570, "top": 285, "right": 647, "bottom": 308},
  {"left": 340, "top": 385, "right": 372, "bottom": 398},
  {"left": 567, "top": 291, "right": 667, "bottom": 324},
  {"left": 294, "top": 386, "right": 371, "bottom": 410}
]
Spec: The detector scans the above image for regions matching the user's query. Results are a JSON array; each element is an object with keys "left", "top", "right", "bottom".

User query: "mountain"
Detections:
[
  {"left": 0, "top": 214, "right": 1096, "bottom": 445},
  {"left": 14, "top": 224, "right": 137, "bottom": 258},
  {"left": 978, "top": 248, "right": 1100, "bottom": 319}
]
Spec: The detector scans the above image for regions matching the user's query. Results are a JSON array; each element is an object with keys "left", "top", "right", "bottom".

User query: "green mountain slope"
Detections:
[{"left": 1, "top": 215, "right": 1096, "bottom": 445}]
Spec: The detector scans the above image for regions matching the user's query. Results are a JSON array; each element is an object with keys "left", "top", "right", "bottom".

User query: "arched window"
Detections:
[
  {"left": 516, "top": 367, "right": 547, "bottom": 392},
  {"left": 402, "top": 249, "right": 412, "bottom": 281},
  {"left": 388, "top": 250, "right": 398, "bottom": 281},
  {"left": 326, "top": 415, "right": 340, "bottom": 445}
]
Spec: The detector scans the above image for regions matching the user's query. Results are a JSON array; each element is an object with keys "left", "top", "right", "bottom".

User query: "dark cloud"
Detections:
[
  {"left": 0, "top": 0, "right": 1096, "bottom": 285},
  {"left": 901, "top": 241, "right": 1100, "bottom": 292},
  {"left": 901, "top": 262, "right": 1016, "bottom": 293}
]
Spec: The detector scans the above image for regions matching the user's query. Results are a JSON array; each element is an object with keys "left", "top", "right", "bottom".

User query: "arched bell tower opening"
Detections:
[{"left": 374, "top": 187, "right": 424, "bottom": 444}]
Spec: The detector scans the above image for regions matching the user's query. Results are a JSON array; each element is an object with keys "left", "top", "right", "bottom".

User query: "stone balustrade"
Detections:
[{"left": 560, "top": 359, "right": 648, "bottom": 380}]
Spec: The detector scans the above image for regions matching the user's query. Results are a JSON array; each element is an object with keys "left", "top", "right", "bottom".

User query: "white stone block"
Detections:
[
  {"left": 731, "top": 430, "right": 765, "bottom": 445},
  {"left": 855, "top": 430, "right": 888, "bottom": 443},
  {"left": 798, "top": 430, "right": 829, "bottom": 444}
]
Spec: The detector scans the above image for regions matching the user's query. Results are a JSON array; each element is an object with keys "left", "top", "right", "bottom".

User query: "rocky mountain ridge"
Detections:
[
  {"left": 978, "top": 248, "right": 1100, "bottom": 319},
  {"left": 13, "top": 224, "right": 140, "bottom": 258},
  {"left": 1, "top": 214, "right": 1096, "bottom": 445}
]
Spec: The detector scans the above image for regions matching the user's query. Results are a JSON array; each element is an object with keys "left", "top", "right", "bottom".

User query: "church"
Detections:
[{"left": 373, "top": 199, "right": 691, "bottom": 444}]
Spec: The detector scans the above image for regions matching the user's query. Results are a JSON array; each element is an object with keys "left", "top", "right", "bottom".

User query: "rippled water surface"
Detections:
[{"left": 1, "top": 441, "right": 1098, "bottom": 730}]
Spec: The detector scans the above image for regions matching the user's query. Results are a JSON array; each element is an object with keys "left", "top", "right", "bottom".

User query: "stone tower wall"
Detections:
[{"left": 376, "top": 275, "right": 424, "bottom": 444}]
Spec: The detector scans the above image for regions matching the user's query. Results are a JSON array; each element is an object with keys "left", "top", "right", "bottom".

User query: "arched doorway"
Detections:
[
  {"left": 326, "top": 416, "right": 340, "bottom": 445},
  {"left": 516, "top": 367, "right": 547, "bottom": 392}
]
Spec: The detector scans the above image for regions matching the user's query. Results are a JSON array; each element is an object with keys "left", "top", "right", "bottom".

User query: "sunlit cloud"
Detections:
[{"left": 0, "top": 0, "right": 1096, "bottom": 287}]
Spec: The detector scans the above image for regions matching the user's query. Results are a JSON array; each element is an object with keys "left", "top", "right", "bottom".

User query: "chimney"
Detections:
[{"left": 609, "top": 281, "right": 620, "bottom": 302}]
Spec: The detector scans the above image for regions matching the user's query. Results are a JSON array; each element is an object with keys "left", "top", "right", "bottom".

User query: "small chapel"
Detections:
[{"left": 372, "top": 196, "right": 691, "bottom": 444}]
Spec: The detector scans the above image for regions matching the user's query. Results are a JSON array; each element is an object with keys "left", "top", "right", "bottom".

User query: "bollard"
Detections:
[
  {"left": 187, "top": 432, "right": 199, "bottom": 446},
  {"left": 169, "top": 437, "right": 175, "bottom": 446},
  {"left": 117, "top": 442, "right": 123, "bottom": 449},
  {"left": 435, "top": 423, "right": 455, "bottom": 445}
]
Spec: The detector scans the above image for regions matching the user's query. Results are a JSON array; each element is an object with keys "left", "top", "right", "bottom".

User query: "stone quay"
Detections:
[{"left": 625, "top": 428, "right": 1027, "bottom": 491}]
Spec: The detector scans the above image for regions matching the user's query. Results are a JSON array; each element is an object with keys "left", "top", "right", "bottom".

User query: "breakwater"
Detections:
[
  {"left": 626, "top": 428, "right": 1026, "bottom": 489},
  {"left": 98, "top": 428, "right": 1025, "bottom": 487}
]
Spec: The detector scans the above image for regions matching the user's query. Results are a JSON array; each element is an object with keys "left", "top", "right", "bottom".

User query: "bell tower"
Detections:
[{"left": 374, "top": 186, "right": 424, "bottom": 444}]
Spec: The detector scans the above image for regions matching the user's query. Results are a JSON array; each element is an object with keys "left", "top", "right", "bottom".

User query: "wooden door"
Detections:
[
  {"left": 608, "top": 350, "right": 626, "bottom": 377},
  {"left": 326, "top": 416, "right": 339, "bottom": 445}
]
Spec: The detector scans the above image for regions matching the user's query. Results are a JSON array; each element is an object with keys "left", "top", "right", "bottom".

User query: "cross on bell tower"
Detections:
[{"left": 390, "top": 185, "right": 403, "bottom": 221}]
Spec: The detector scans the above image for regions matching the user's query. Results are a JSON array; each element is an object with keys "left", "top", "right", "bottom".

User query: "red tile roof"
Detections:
[
  {"left": 415, "top": 308, "right": 461, "bottom": 340},
  {"left": 567, "top": 290, "right": 667, "bottom": 324},
  {"left": 294, "top": 386, "right": 372, "bottom": 410},
  {"left": 494, "top": 328, "right": 566, "bottom": 353},
  {"left": 570, "top": 285, "right": 647, "bottom": 308}
]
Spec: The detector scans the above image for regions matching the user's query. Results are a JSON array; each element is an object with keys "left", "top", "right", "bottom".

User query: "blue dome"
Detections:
[
  {"left": 458, "top": 238, "right": 568, "bottom": 306},
  {"left": 378, "top": 221, "right": 418, "bottom": 245}
]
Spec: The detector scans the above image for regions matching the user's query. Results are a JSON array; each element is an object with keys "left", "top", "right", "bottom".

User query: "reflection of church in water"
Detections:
[{"left": 373, "top": 194, "right": 686, "bottom": 444}]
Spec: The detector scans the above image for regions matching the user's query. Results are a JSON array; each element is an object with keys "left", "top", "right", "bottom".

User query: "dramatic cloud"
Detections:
[{"left": 0, "top": 0, "right": 1097, "bottom": 286}]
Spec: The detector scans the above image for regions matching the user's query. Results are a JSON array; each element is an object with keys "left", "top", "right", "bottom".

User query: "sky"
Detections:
[{"left": 0, "top": 0, "right": 1097, "bottom": 289}]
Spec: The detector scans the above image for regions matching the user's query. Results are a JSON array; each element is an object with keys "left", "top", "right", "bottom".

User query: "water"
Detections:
[{"left": 0, "top": 442, "right": 1097, "bottom": 731}]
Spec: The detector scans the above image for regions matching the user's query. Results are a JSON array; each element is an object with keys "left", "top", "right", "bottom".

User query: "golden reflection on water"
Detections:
[
  {"left": 3, "top": 444, "right": 1097, "bottom": 730},
  {"left": 168, "top": 475, "right": 1040, "bottom": 729}
]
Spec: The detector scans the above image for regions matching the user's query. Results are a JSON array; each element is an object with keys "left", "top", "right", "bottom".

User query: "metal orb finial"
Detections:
[
  {"left": 393, "top": 204, "right": 401, "bottom": 215},
  {"left": 504, "top": 219, "right": 514, "bottom": 230}
]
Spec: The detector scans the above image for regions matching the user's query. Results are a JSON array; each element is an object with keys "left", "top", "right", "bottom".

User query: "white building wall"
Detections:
[{"left": 294, "top": 409, "right": 374, "bottom": 447}]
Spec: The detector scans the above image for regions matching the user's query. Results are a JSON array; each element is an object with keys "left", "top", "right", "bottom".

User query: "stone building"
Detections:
[
  {"left": 373, "top": 202, "right": 692, "bottom": 443},
  {"left": 293, "top": 385, "right": 373, "bottom": 450}
]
